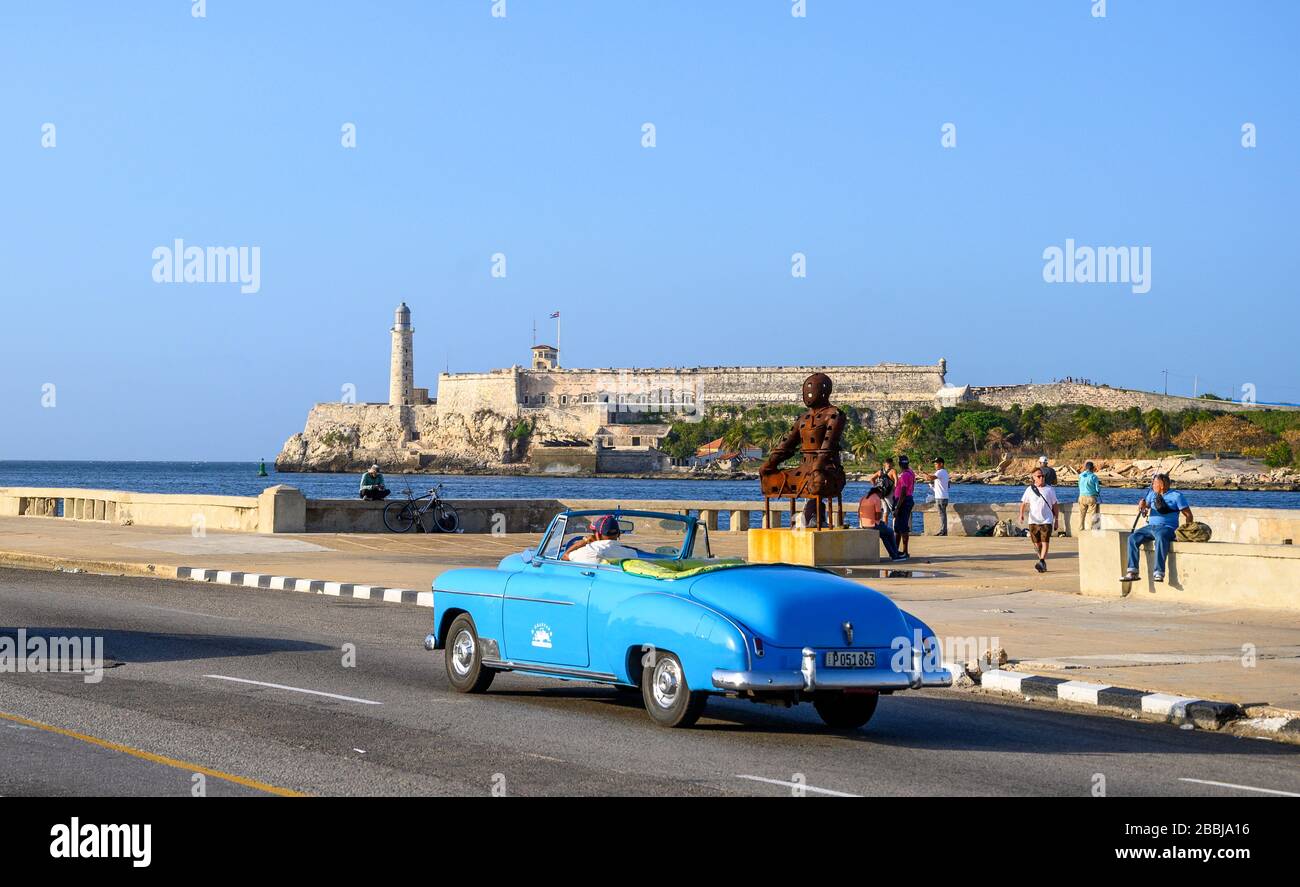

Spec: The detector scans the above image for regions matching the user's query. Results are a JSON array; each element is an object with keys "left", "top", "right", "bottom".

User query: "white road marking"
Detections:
[
  {"left": 735, "top": 775, "right": 860, "bottom": 797},
  {"left": 1178, "top": 778, "right": 1300, "bottom": 797},
  {"left": 204, "top": 675, "right": 383, "bottom": 705}
]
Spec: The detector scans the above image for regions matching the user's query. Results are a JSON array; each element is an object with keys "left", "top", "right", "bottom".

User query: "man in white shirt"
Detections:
[
  {"left": 563, "top": 515, "right": 639, "bottom": 563},
  {"left": 1017, "top": 467, "right": 1060, "bottom": 573},
  {"left": 923, "top": 457, "right": 951, "bottom": 536}
]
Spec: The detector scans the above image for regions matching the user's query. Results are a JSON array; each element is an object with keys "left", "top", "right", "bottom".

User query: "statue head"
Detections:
[{"left": 802, "top": 373, "right": 833, "bottom": 408}]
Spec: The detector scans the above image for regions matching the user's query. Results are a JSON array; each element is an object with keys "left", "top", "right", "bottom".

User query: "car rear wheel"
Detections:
[
  {"left": 444, "top": 614, "right": 495, "bottom": 693},
  {"left": 641, "top": 651, "right": 708, "bottom": 728},
  {"left": 813, "top": 691, "right": 879, "bottom": 729}
]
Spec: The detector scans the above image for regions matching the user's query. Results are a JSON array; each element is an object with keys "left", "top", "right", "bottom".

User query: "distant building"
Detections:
[
  {"left": 285, "top": 303, "right": 1289, "bottom": 476},
  {"left": 693, "top": 437, "right": 763, "bottom": 466},
  {"left": 531, "top": 344, "right": 559, "bottom": 371}
]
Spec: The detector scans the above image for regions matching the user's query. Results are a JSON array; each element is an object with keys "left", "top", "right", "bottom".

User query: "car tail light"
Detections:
[{"left": 753, "top": 636, "right": 765, "bottom": 658}]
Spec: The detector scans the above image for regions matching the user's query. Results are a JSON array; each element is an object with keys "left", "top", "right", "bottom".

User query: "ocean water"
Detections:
[{"left": 4, "top": 461, "right": 1299, "bottom": 520}]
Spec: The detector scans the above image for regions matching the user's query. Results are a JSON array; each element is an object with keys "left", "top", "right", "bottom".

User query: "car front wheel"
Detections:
[
  {"left": 812, "top": 691, "right": 879, "bottom": 729},
  {"left": 444, "top": 614, "right": 495, "bottom": 693},
  {"left": 641, "top": 651, "right": 708, "bottom": 728}
]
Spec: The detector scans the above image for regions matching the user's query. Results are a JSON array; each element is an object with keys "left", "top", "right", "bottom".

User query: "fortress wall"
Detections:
[
  {"left": 505, "top": 363, "right": 947, "bottom": 413},
  {"left": 435, "top": 370, "right": 521, "bottom": 417},
  {"left": 303, "top": 402, "right": 411, "bottom": 449},
  {"left": 692, "top": 364, "right": 946, "bottom": 405},
  {"left": 518, "top": 369, "right": 702, "bottom": 408},
  {"left": 519, "top": 404, "right": 605, "bottom": 438},
  {"left": 969, "top": 383, "right": 1290, "bottom": 415}
]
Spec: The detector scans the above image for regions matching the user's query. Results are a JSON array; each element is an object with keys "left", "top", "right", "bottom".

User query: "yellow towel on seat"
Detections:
[{"left": 620, "top": 558, "right": 746, "bottom": 580}]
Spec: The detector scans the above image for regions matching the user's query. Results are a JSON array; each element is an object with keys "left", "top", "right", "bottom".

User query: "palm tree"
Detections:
[
  {"left": 759, "top": 419, "right": 784, "bottom": 454},
  {"left": 721, "top": 423, "right": 748, "bottom": 454},
  {"left": 1020, "top": 404, "right": 1046, "bottom": 447},
  {"left": 898, "top": 411, "right": 924, "bottom": 449},
  {"left": 1145, "top": 409, "right": 1171, "bottom": 446},
  {"left": 846, "top": 426, "right": 876, "bottom": 463},
  {"left": 985, "top": 426, "right": 1009, "bottom": 459}
]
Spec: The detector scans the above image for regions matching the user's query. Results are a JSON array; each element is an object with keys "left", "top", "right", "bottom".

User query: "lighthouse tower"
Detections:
[{"left": 389, "top": 302, "right": 415, "bottom": 406}]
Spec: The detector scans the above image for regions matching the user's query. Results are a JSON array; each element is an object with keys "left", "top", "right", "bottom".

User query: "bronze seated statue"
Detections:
[{"left": 759, "top": 372, "right": 847, "bottom": 530}]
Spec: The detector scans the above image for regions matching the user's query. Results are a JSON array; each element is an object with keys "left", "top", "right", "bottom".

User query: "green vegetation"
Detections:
[{"left": 660, "top": 402, "right": 1300, "bottom": 470}]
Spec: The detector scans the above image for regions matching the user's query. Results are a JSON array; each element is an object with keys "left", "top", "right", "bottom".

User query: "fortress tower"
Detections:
[{"left": 389, "top": 302, "right": 415, "bottom": 406}]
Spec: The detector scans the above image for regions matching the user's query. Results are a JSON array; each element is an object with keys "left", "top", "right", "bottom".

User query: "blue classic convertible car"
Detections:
[{"left": 424, "top": 509, "right": 954, "bottom": 729}]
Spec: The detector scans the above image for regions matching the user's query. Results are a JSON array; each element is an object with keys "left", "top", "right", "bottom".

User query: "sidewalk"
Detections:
[{"left": 2, "top": 515, "right": 1298, "bottom": 712}]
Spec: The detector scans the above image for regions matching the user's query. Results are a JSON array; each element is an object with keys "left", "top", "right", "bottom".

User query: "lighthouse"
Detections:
[{"left": 389, "top": 302, "right": 415, "bottom": 406}]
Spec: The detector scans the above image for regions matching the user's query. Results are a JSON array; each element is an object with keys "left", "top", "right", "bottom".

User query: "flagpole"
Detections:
[{"left": 556, "top": 313, "right": 561, "bottom": 367}]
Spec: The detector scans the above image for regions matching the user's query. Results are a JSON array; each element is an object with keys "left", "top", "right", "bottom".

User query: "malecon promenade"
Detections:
[{"left": 3, "top": 485, "right": 1299, "bottom": 731}]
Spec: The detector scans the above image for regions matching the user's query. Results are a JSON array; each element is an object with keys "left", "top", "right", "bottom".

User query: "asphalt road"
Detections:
[{"left": 1, "top": 567, "right": 1297, "bottom": 797}]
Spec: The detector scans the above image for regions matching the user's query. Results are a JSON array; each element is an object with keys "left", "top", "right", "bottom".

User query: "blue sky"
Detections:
[{"left": 2, "top": 0, "right": 1297, "bottom": 460}]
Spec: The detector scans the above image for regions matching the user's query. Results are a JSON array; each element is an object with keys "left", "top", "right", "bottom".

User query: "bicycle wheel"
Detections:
[
  {"left": 431, "top": 502, "right": 460, "bottom": 533},
  {"left": 383, "top": 500, "right": 417, "bottom": 533}
]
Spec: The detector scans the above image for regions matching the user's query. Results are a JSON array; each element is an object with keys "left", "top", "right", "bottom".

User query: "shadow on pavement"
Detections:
[
  {"left": 482, "top": 683, "right": 1300, "bottom": 756},
  {"left": 0, "top": 627, "right": 332, "bottom": 665}
]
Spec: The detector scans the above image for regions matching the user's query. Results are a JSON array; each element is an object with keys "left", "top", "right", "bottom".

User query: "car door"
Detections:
[{"left": 502, "top": 529, "right": 594, "bottom": 667}]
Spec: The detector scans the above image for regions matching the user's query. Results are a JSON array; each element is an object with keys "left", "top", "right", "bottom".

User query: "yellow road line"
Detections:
[{"left": 0, "top": 710, "right": 306, "bottom": 797}]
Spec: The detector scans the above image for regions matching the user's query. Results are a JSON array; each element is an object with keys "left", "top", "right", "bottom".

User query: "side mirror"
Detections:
[{"left": 618, "top": 519, "right": 635, "bottom": 535}]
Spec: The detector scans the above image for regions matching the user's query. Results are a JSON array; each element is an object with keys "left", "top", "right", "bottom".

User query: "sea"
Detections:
[{"left": 5, "top": 461, "right": 1299, "bottom": 513}]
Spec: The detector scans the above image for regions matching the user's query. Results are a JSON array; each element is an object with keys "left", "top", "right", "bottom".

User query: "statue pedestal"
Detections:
[{"left": 747, "top": 528, "right": 879, "bottom": 567}]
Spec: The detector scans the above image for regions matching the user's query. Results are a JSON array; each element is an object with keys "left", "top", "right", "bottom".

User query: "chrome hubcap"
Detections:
[
  {"left": 451, "top": 629, "right": 475, "bottom": 677},
  {"left": 652, "top": 658, "right": 682, "bottom": 709}
]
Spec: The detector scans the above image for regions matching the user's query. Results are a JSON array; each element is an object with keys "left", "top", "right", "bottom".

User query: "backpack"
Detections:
[
  {"left": 877, "top": 469, "right": 895, "bottom": 499},
  {"left": 1175, "top": 522, "right": 1212, "bottom": 543}
]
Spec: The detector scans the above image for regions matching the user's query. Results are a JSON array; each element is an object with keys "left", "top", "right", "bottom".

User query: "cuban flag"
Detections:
[{"left": 549, "top": 311, "right": 560, "bottom": 318}]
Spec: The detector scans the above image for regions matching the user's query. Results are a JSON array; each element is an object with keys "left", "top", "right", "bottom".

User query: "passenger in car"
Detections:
[{"left": 563, "top": 514, "right": 639, "bottom": 563}]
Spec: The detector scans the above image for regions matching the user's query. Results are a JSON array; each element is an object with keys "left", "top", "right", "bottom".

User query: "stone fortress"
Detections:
[{"left": 276, "top": 303, "right": 1282, "bottom": 475}]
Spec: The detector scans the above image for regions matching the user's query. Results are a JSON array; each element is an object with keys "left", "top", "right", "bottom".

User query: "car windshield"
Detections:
[{"left": 547, "top": 513, "right": 708, "bottom": 561}]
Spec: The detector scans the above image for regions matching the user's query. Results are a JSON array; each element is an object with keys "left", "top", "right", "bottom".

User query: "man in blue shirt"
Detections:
[
  {"left": 1076, "top": 461, "right": 1102, "bottom": 532},
  {"left": 1122, "top": 473, "right": 1193, "bottom": 582}
]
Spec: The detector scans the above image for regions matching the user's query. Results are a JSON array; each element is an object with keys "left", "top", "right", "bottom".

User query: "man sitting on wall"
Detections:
[
  {"left": 359, "top": 464, "right": 390, "bottom": 501},
  {"left": 1121, "top": 473, "right": 1193, "bottom": 583}
]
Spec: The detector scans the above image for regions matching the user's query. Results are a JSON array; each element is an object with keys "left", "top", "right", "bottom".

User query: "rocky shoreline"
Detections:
[{"left": 275, "top": 455, "right": 1300, "bottom": 492}]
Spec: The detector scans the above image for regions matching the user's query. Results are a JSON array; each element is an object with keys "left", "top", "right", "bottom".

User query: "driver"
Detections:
[{"left": 563, "top": 515, "right": 638, "bottom": 563}]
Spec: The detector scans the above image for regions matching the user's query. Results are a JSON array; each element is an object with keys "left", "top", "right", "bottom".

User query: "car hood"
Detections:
[{"left": 687, "top": 565, "right": 908, "bottom": 647}]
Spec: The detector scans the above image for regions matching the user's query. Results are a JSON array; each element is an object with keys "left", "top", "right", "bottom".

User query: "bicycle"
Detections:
[{"left": 382, "top": 483, "right": 460, "bottom": 533}]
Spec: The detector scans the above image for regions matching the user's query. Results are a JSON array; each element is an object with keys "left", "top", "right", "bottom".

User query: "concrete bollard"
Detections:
[{"left": 258, "top": 485, "right": 307, "bottom": 534}]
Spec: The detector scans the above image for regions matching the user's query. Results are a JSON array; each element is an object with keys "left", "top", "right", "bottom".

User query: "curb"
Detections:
[
  {"left": 0, "top": 551, "right": 175, "bottom": 580},
  {"left": 175, "top": 567, "right": 431, "bottom": 607},
  {"left": 978, "top": 669, "right": 1243, "bottom": 731}
]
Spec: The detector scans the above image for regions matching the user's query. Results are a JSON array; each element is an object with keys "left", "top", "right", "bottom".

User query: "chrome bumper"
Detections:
[{"left": 712, "top": 647, "right": 955, "bottom": 693}]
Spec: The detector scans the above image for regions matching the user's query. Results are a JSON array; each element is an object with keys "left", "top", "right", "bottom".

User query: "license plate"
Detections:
[{"left": 824, "top": 650, "right": 875, "bottom": 668}]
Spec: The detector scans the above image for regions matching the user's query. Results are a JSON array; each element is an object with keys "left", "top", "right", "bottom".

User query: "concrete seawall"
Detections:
[
  {"left": 6, "top": 486, "right": 1299, "bottom": 548},
  {"left": 919, "top": 501, "right": 1300, "bottom": 545}
]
